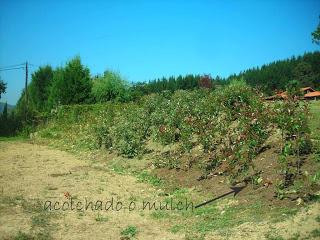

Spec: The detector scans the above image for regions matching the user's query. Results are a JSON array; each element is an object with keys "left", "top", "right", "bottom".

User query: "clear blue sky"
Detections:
[{"left": 0, "top": 0, "right": 319, "bottom": 105}]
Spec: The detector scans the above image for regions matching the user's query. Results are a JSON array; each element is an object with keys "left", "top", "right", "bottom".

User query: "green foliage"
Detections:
[
  {"left": 13, "top": 231, "right": 33, "bottom": 240},
  {"left": 2, "top": 102, "right": 7, "bottom": 120},
  {"left": 274, "top": 98, "right": 312, "bottom": 199},
  {"left": 0, "top": 79, "right": 6, "bottom": 99},
  {"left": 109, "top": 105, "right": 149, "bottom": 157},
  {"left": 231, "top": 52, "right": 320, "bottom": 94},
  {"left": 286, "top": 80, "right": 302, "bottom": 98},
  {"left": 293, "top": 62, "right": 317, "bottom": 88},
  {"left": 0, "top": 109, "right": 22, "bottom": 136},
  {"left": 120, "top": 225, "right": 138, "bottom": 238},
  {"left": 95, "top": 213, "right": 108, "bottom": 222},
  {"left": 48, "top": 56, "right": 92, "bottom": 108},
  {"left": 310, "top": 229, "right": 320, "bottom": 238},
  {"left": 310, "top": 171, "right": 320, "bottom": 185},
  {"left": 92, "top": 70, "right": 131, "bottom": 103},
  {"left": 136, "top": 171, "right": 162, "bottom": 186},
  {"left": 312, "top": 16, "right": 320, "bottom": 45},
  {"left": 130, "top": 74, "right": 227, "bottom": 99},
  {"left": 34, "top": 79, "right": 313, "bottom": 192},
  {"left": 28, "top": 65, "right": 53, "bottom": 112}
]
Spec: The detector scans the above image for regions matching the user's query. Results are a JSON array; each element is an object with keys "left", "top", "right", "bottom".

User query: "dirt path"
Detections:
[{"left": 0, "top": 141, "right": 183, "bottom": 240}]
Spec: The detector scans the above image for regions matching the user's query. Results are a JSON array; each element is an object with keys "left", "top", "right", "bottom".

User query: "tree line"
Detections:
[
  {"left": 1, "top": 51, "right": 320, "bottom": 125},
  {"left": 227, "top": 52, "right": 320, "bottom": 95},
  {"left": 0, "top": 30, "right": 319, "bottom": 136}
]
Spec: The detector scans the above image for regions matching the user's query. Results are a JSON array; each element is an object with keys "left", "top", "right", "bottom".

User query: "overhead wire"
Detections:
[
  {"left": 0, "top": 66, "right": 25, "bottom": 72},
  {"left": 0, "top": 63, "right": 25, "bottom": 70}
]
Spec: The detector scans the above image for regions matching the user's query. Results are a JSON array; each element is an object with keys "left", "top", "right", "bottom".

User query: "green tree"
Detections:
[
  {"left": 91, "top": 70, "right": 131, "bottom": 102},
  {"left": 47, "top": 67, "right": 64, "bottom": 108},
  {"left": 28, "top": 65, "right": 53, "bottom": 112},
  {"left": 2, "top": 102, "right": 8, "bottom": 120},
  {"left": 286, "top": 80, "right": 302, "bottom": 98},
  {"left": 0, "top": 79, "right": 6, "bottom": 99},
  {"left": 293, "top": 62, "right": 315, "bottom": 87},
  {"left": 48, "top": 56, "right": 92, "bottom": 108},
  {"left": 312, "top": 16, "right": 320, "bottom": 45}
]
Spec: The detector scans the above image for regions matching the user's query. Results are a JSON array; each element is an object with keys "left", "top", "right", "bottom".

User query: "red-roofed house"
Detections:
[{"left": 265, "top": 87, "right": 320, "bottom": 100}]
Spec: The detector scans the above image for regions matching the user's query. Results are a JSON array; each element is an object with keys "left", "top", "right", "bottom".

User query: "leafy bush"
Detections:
[
  {"left": 109, "top": 105, "right": 149, "bottom": 158},
  {"left": 274, "top": 98, "right": 312, "bottom": 198},
  {"left": 34, "top": 78, "right": 312, "bottom": 191},
  {"left": 92, "top": 70, "right": 131, "bottom": 103}
]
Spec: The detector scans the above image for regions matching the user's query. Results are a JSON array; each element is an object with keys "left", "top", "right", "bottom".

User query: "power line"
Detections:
[
  {"left": 0, "top": 66, "right": 25, "bottom": 72},
  {"left": 0, "top": 63, "right": 25, "bottom": 70}
]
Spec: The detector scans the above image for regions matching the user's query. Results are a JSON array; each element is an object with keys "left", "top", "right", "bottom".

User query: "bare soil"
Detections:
[
  {"left": 0, "top": 140, "right": 319, "bottom": 240},
  {"left": 0, "top": 141, "right": 183, "bottom": 240}
]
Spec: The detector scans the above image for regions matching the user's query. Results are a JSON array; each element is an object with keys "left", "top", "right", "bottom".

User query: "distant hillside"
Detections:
[
  {"left": 135, "top": 51, "right": 320, "bottom": 96},
  {"left": 227, "top": 51, "right": 320, "bottom": 94},
  {"left": 0, "top": 102, "right": 15, "bottom": 113}
]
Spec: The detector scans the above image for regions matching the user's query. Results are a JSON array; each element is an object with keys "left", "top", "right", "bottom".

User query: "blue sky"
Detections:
[{"left": 0, "top": 0, "right": 319, "bottom": 105}]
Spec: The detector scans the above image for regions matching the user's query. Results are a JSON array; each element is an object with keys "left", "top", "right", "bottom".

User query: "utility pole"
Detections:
[{"left": 24, "top": 61, "right": 28, "bottom": 121}]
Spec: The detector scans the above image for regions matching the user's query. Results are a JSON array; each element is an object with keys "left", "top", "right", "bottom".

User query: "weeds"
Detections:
[
  {"left": 136, "top": 171, "right": 162, "bottom": 186},
  {"left": 95, "top": 213, "right": 108, "bottom": 222},
  {"left": 120, "top": 225, "right": 138, "bottom": 239}
]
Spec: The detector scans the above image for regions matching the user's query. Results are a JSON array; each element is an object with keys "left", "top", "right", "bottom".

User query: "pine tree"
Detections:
[{"left": 2, "top": 102, "right": 7, "bottom": 120}]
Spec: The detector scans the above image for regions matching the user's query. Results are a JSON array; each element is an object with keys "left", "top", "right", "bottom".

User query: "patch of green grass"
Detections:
[
  {"left": 0, "top": 195, "right": 45, "bottom": 215},
  {"left": 34, "top": 231, "right": 53, "bottom": 240},
  {"left": 13, "top": 231, "right": 33, "bottom": 240},
  {"left": 111, "top": 164, "right": 126, "bottom": 174},
  {"left": 95, "top": 213, "right": 108, "bottom": 222},
  {"left": 22, "top": 199, "right": 45, "bottom": 214},
  {"left": 121, "top": 225, "right": 138, "bottom": 238},
  {"left": 0, "top": 195, "right": 24, "bottom": 207},
  {"left": 310, "top": 228, "right": 320, "bottom": 238},
  {"left": 136, "top": 171, "right": 162, "bottom": 186},
  {"left": 150, "top": 211, "right": 170, "bottom": 219},
  {"left": 170, "top": 224, "right": 184, "bottom": 233},
  {"left": 315, "top": 215, "right": 320, "bottom": 222},
  {"left": 310, "top": 171, "right": 320, "bottom": 185},
  {"left": 31, "top": 213, "right": 50, "bottom": 228},
  {"left": 270, "top": 207, "right": 298, "bottom": 223},
  {"left": 38, "top": 127, "right": 62, "bottom": 139},
  {"left": 310, "top": 101, "right": 320, "bottom": 141},
  {"left": 265, "top": 231, "right": 284, "bottom": 240},
  {"left": 12, "top": 224, "right": 53, "bottom": 240},
  {"left": 192, "top": 205, "right": 246, "bottom": 233},
  {"left": 287, "top": 233, "right": 300, "bottom": 240},
  {"left": 171, "top": 188, "right": 189, "bottom": 196},
  {"left": 169, "top": 199, "right": 299, "bottom": 235}
]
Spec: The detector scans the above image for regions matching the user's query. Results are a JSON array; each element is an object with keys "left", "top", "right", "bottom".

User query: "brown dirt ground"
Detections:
[
  {"left": 153, "top": 130, "right": 319, "bottom": 207},
  {"left": 0, "top": 140, "right": 319, "bottom": 240},
  {"left": 0, "top": 141, "right": 183, "bottom": 240}
]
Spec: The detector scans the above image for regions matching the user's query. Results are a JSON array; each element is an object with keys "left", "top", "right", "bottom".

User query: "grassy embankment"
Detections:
[{"left": 3, "top": 85, "right": 319, "bottom": 239}]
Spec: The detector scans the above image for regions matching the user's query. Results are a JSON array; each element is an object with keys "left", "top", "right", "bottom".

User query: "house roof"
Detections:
[
  {"left": 304, "top": 91, "right": 320, "bottom": 98},
  {"left": 301, "top": 87, "right": 315, "bottom": 92},
  {"left": 265, "top": 86, "right": 320, "bottom": 100}
]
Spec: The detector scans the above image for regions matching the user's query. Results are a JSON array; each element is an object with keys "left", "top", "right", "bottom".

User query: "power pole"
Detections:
[{"left": 24, "top": 61, "right": 28, "bottom": 121}]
